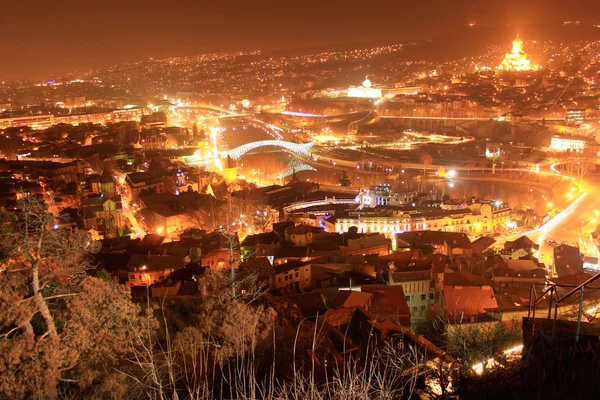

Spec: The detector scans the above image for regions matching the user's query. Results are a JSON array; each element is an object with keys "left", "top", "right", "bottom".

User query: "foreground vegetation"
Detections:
[{"left": 2, "top": 198, "right": 599, "bottom": 400}]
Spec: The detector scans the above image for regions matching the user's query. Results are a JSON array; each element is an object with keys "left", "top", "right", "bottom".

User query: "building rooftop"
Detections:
[
  {"left": 397, "top": 231, "right": 472, "bottom": 250},
  {"left": 443, "top": 285, "right": 498, "bottom": 319},
  {"left": 331, "top": 290, "right": 373, "bottom": 309},
  {"left": 127, "top": 254, "right": 186, "bottom": 272},
  {"left": 100, "top": 168, "right": 113, "bottom": 184}
]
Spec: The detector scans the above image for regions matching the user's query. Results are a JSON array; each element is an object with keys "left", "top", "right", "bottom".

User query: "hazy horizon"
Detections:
[{"left": 1, "top": 0, "right": 598, "bottom": 81}]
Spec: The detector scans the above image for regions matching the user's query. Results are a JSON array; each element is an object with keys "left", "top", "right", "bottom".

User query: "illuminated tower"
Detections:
[
  {"left": 222, "top": 155, "right": 238, "bottom": 183},
  {"left": 100, "top": 168, "right": 115, "bottom": 198},
  {"left": 498, "top": 34, "right": 538, "bottom": 72},
  {"left": 512, "top": 34, "right": 524, "bottom": 54},
  {"left": 175, "top": 169, "right": 187, "bottom": 195}
]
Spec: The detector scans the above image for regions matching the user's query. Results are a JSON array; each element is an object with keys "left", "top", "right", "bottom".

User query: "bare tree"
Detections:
[
  {"left": 478, "top": 158, "right": 487, "bottom": 174},
  {"left": 183, "top": 196, "right": 225, "bottom": 232},
  {"left": 0, "top": 196, "right": 144, "bottom": 399},
  {"left": 420, "top": 151, "right": 433, "bottom": 177},
  {"left": 225, "top": 192, "right": 277, "bottom": 235}
]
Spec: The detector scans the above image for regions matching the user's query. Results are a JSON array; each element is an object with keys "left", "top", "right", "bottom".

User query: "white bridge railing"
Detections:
[
  {"left": 283, "top": 196, "right": 357, "bottom": 212},
  {"left": 224, "top": 140, "right": 314, "bottom": 160}
]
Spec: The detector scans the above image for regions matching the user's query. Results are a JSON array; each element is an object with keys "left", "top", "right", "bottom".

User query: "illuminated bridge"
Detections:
[
  {"left": 283, "top": 196, "right": 358, "bottom": 212},
  {"left": 283, "top": 159, "right": 317, "bottom": 177},
  {"left": 224, "top": 140, "right": 314, "bottom": 160}
]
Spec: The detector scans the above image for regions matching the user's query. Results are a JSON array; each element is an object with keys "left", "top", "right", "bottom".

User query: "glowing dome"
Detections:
[
  {"left": 498, "top": 34, "right": 538, "bottom": 72},
  {"left": 362, "top": 76, "right": 372, "bottom": 88},
  {"left": 347, "top": 76, "right": 382, "bottom": 98},
  {"left": 512, "top": 34, "right": 524, "bottom": 54}
]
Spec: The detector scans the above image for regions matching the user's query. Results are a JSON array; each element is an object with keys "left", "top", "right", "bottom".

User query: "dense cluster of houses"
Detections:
[{"left": 87, "top": 213, "right": 591, "bottom": 338}]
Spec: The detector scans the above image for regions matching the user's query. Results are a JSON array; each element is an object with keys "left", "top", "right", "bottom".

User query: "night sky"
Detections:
[{"left": 1, "top": 0, "right": 597, "bottom": 80}]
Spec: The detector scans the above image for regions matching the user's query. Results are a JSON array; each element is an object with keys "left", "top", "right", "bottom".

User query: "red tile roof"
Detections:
[
  {"left": 361, "top": 285, "right": 411, "bottom": 327},
  {"left": 331, "top": 291, "right": 373, "bottom": 309},
  {"left": 443, "top": 285, "right": 498, "bottom": 319}
]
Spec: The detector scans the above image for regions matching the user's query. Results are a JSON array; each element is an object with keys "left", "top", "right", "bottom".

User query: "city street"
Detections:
[{"left": 493, "top": 175, "right": 600, "bottom": 275}]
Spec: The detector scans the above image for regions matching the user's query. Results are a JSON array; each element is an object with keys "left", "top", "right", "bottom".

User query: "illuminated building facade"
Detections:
[
  {"left": 0, "top": 114, "right": 55, "bottom": 130},
  {"left": 331, "top": 202, "right": 510, "bottom": 235},
  {"left": 498, "top": 35, "right": 538, "bottom": 72},
  {"left": 222, "top": 155, "right": 238, "bottom": 183},
  {"left": 53, "top": 107, "right": 146, "bottom": 126},
  {"left": 549, "top": 135, "right": 586, "bottom": 152},
  {"left": 347, "top": 77, "right": 382, "bottom": 98},
  {"left": 565, "top": 109, "right": 586, "bottom": 125},
  {"left": 356, "top": 186, "right": 419, "bottom": 208}
]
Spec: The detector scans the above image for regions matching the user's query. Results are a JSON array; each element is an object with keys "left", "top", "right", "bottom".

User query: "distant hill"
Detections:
[
  {"left": 261, "top": 23, "right": 600, "bottom": 63},
  {"left": 400, "top": 24, "right": 600, "bottom": 61}
]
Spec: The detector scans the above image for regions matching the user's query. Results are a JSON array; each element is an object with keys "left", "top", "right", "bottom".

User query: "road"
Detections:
[
  {"left": 532, "top": 192, "right": 590, "bottom": 266},
  {"left": 115, "top": 175, "right": 146, "bottom": 238},
  {"left": 124, "top": 208, "right": 146, "bottom": 238},
  {"left": 147, "top": 103, "right": 600, "bottom": 253},
  {"left": 537, "top": 177, "right": 600, "bottom": 263},
  {"left": 494, "top": 176, "right": 600, "bottom": 275}
]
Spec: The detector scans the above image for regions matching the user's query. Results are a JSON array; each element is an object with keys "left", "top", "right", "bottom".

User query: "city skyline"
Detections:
[
  {"left": 1, "top": 0, "right": 599, "bottom": 80},
  {"left": 2, "top": 2, "right": 600, "bottom": 398}
]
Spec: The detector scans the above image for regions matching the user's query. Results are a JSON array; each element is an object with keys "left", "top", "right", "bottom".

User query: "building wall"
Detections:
[
  {"left": 357, "top": 189, "right": 418, "bottom": 208},
  {"left": 128, "top": 268, "right": 174, "bottom": 286},
  {"left": 289, "top": 232, "right": 313, "bottom": 246},
  {"left": 127, "top": 182, "right": 165, "bottom": 201},
  {"left": 390, "top": 279, "right": 434, "bottom": 322},
  {"left": 335, "top": 205, "right": 510, "bottom": 236},
  {"left": 549, "top": 136, "right": 586, "bottom": 152},
  {"left": 274, "top": 264, "right": 312, "bottom": 292},
  {"left": 342, "top": 244, "right": 390, "bottom": 257},
  {"left": 336, "top": 215, "right": 481, "bottom": 235},
  {"left": 201, "top": 248, "right": 240, "bottom": 270},
  {"left": 492, "top": 276, "right": 546, "bottom": 289}
]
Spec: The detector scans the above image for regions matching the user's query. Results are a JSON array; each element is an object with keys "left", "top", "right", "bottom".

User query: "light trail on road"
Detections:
[
  {"left": 537, "top": 192, "right": 588, "bottom": 246},
  {"left": 494, "top": 191, "right": 588, "bottom": 257},
  {"left": 471, "top": 344, "right": 524, "bottom": 374},
  {"left": 279, "top": 111, "right": 324, "bottom": 118}
]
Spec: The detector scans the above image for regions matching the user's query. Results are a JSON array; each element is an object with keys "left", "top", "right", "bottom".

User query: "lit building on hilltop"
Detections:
[
  {"left": 347, "top": 77, "right": 382, "bottom": 98},
  {"left": 498, "top": 35, "right": 539, "bottom": 72},
  {"left": 344, "top": 77, "right": 423, "bottom": 99}
]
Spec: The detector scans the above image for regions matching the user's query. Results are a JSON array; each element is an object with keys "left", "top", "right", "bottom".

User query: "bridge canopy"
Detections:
[
  {"left": 224, "top": 140, "right": 314, "bottom": 160},
  {"left": 283, "top": 159, "right": 317, "bottom": 177}
]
